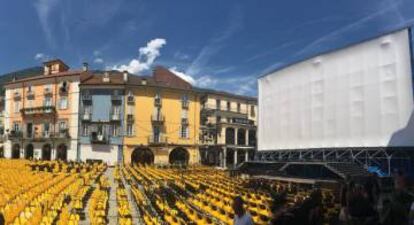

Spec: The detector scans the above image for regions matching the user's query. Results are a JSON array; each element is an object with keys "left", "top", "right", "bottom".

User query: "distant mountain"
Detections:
[{"left": 0, "top": 66, "right": 43, "bottom": 94}]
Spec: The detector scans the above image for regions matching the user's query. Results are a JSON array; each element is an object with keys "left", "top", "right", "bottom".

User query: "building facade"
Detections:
[
  {"left": 3, "top": 59, "right": 81, "bottom": 161},
  {"left": 78, "top": 71, "right": 126, "bottom": 165},
  {"left": 123, "top": 67, "right": 200, "bottom": 165},
  {"left": 199, "top": 91, "right": 257, "bottom": 168}
]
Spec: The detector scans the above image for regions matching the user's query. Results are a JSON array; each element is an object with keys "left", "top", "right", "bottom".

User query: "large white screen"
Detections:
[{"left": 258, "top": 29, "right": 414, "bottom": 151}]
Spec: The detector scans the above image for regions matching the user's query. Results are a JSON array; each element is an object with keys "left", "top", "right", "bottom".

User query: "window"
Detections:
[
  {"left": 27, "top": 85, "right": 32, "bottom": 92},
  {"left": 154, "top": 92, "right": 161, "bottom": 106},
  {"left": 59, "top": 121, "right": 67, "bottom": 131},
  {"left": 250, "top": 105, "right": 255, "bottom": 117},
  {"left": 44, "top": 96, "right": 52, "bottom": 106},
  {"left": 216, "top": 116, "right": 221, "bottom": 123},
  {"left": 43, "top": 123, "right": 50, "bottom": 136},
  {"left": 82, "top": 124, "right": 89, "bottom": 136},
  {"left": 112, "top": 105, "right": 121, "bottom": 115},
  {"left": 126, "top": 123, "right": 134, "bottom": 136},
  {"left": 180, "top": 125, "right": 189, "bottom": 138},
  {"left": 227, "top": 101, "right": 231, "bottom": 111},
  {"left": 237, "top": 103, "right": 241, "bottom": 113},
  {"left": 14, "top": 102, "right": 20, "bottom": 113},
  {"left": 13, "top": 122, "right": 20, "bottom": 131},
  {"left": 216, "top": 99, "right": 221, "bottom": 109},
  {"left": 112, "top": 124, "right": 119, "bottom": 136},
  {"left": 84, "top": 105, "right": 91, "bottom": 114},
  {"left": 59, "top": 96, "right": 68, "bottom": 109},
  {"left": 181, "top": 94, "right": 189, "bottom": 108}
]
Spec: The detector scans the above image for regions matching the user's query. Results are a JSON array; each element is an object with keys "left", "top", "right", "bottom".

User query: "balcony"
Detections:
[
  {"left": 13, "top": 92, "right": 21, "bottom": 99},
  {"left": 30, "top": 132, "right": 52, "bottom": 142},
  {"left": 59, "top": 86, "right": 68, "bottom": 95},
  {"left": 127, "top": 114, "right": 134, "bottom": 122},
  {"left": 182, "top": 100, "right": 189, "bottom": 109},
  {"left": 154, "top": 98, "right": 162, "bottom": 107},
  {"left": 111, "top": 95, "right": 122, "bottom": 102},
  {"left": 44, "top": 87, "right": 53, "bottom": 95},
  {"left": 127, "top": 95, "right": 134, "bottom": 104},
  {"left": 8, "top": 130, "right": 23, "bottom": 140},
  {"left": 111, "top": 113, "right": 121, "bottom": 121},
  {"left": 181, "top": 118, "right": 189, "bottom": 125},
  {"left": 20, "top": 106, "right": 56, "bottom": 116},
  {"left": 26, "top": 90, "right": 35, "bottom": 99},
  {"left": 90, "top": 132, "right": 108, "bottom": 144},
  {"left": 82, "top": 113, "right": 91, "bottom": 121},
  {"left": 151, "top": 113, "right": 164, "bottom": 124},
  {"left": 56, "top": 129, "right": 70, "bottom": 139},
  {"left": 148, "top": 134, "right": 168, "bottom": 145},
  {"left": 82, "top": 94, "right": 92, "bottom": 102}
]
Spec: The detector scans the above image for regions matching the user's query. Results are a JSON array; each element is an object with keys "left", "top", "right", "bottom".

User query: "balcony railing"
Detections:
[
  {"left": 56, "top": 129, "right": 70, "bottom": 139},
  {"left": 44, "top": 87, "right": 53, "bottom": 95},
  {"left": 82, "top": 94, "right": 92, "bottom": 101},
  {"left": 148, "top": 134, "right": 168, "bottom": 145},
  {"left": 13, "top": 92, "right": 21, "bottom": 99},
  {"left": 127, "top": 114, "right": 134, "bottom": 122},
  {"left": 151, "top": 113, "right": 164, "bottom": 123},
  {"left": 90, "top": 133, "right": 108, "bottom": 144},
  {"left": 82, "top": 113, "right": 91, "bottom": 121},
  {"left": 127, "top": 96, "right": 134, "bottom": 104},
  {"left": 111, "top": 95, "right": 122, "bottom": 102},
  {"left": 154, "top": 98, "right": 162, "bottom": 107},
  {"left": 8, "top": 130, "right": 23, "bottom": 140},
  {"left": 181, "top": 118, "right": 189, "bottom": 125},
  {"left": 111, "top": 113, "right": 121, "bottom": 121},
  {"left": 20, "top": 106, "right": 56, "bottom": 116},
  {"left": 182, "top": 101, "right": 189, "bottom": 109},
  {"left": 26, "top": 90, "right": 35, "bottom": 98}
]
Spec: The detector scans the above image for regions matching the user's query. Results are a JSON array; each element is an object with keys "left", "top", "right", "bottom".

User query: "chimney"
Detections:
[
  {"left": 123, "top": 70, "right": 128, "bottom": 82},
  {"left": 82, "top": 62, "right": 89, "bottom": 72},
  {"left": 103, "top": 71, "right": 110, "bottom": 83}
]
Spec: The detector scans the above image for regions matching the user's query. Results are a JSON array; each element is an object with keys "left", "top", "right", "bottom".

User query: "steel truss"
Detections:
[{"left": 254, "top": 148, "right": 414, "bottom": 176}]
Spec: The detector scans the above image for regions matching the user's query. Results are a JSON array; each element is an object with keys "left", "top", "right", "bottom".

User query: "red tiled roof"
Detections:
[{"left": 4, "top": 70, "right": 83, "bottom": 86}]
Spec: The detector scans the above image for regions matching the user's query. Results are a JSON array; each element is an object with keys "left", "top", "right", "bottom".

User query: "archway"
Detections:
[
  {"left": 25, "top": 144, "right": 34, "bottom": 159},
  {"left": 56, "top": 144, "right": 67, "bottom": 161},
  {"left": 131, "top": 148, "right": 154, "bottom": 165},
  {"left": 237, "top": 129, "right": 246, "bottom": 146},
  {"left": 225, "top": 128, "right": 235, "bottom": 145},
  {"left": 169, "top": 147, "right": 189, "bottom": 165},
  {"left": 42, "top": 144, "right": 52, "bottom": 161},
  {"left": 12, "top": 144, "right": 20, "bottom": 159}
]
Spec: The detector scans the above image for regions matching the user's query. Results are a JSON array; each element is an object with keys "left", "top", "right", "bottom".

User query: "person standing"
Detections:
[{"left": 232, "top": 196, "right": 254, "bottom": 225}]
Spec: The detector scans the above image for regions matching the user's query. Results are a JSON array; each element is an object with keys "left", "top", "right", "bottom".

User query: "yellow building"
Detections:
[{"left": 123, "top": 67, "right": 200, "bottom": 165}]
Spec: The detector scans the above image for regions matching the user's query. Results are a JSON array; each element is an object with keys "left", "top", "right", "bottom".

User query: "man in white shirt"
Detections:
[{"left": 233, "top": 196, "right": 254, "bottom": 225}]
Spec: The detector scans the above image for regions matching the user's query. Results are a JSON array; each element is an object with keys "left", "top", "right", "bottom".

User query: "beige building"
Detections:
[{"left": 198, "top": 90, "right": 257, "bottom": 168}]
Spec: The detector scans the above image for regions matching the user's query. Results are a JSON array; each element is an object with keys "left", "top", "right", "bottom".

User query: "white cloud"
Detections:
[
  {"left": 112, "top": 38, "right": 166, "bottom": 74},
  {"left": 34, "top": 0, "right": 59, "bottom": 48},
  {"left": 94, "top": 58, "right": 104, "bottom": 64},
  {"left": 169, "top": 67, "right": 196, "bottom": 85},
  {"left": 34, "top": 53, "right": 49, "bottom": 61},
  {"left": 93, "top": 50, "right": 101, "bottom": 56}
]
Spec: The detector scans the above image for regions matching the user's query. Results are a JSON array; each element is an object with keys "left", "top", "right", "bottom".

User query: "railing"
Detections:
[
  {"left": 111, "top": 113, "right": 121, "bottom": 121},
  {"left": 82, "top": 94, "right": 92, "bottom": 101},
  {"left": 154, "top": 98, "right": 162, "bottom": 107},
  {"left": 13, "top": 92, "right": 21, "bottom": 99},
  {"left": 57, "top": 129, "right": 70, "bottom": 139},
  {"left": 127, "top": 96, "right": 134, "bottom": 104},
  {"left": 111, "top": 95, "right": 122, "bottom": 101},
  {"left": 90, "top": 133, "right": 109, "bottom": 144},
  {"left": 182, "top": 101, "right": 189, "bottom": 109},
  {"left": 20, "top": 106, "right": 56, "bottom": 116},
  {"left": 148, "top": 134, "right": 168, "bottom": 144},
  {"left": 44, "top": 87, "right": 53, "bottom": 95},
  {"left": 82, "top": 113, "right": 91, "bottom": 121},
  {"left": 127, "top": 114, "right": 134, "bottom": 122},
  {"left": 8, "top": 130, "right": 23, "bottom": 140},
  {"left": 26, "top": 90, "right": 35, "bottom": 98},
  {"left": 202, "top": 103, "right": 248, "bottom": 114},
  {"left": 151, "top": 113, "right": 164, "bottom": 123},
  {"left": 181, "top": 118, "right": 189, "bottom": 125}
]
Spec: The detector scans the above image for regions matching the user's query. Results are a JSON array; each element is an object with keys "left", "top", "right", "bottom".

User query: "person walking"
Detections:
[{"left": 232, "top": 196, "right": 254, "bottom": 225}]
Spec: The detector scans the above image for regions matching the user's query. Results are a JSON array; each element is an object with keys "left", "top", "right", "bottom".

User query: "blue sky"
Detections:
[{"left": 0, "top": 0, "right": 413, "bottom": 96}]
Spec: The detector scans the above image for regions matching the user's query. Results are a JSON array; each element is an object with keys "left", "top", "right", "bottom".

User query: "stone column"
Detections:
[
  {"left": 234, "top": 149, "right": 238, "bottom": 166},
  {"left": 235, "top": 128, "right": 238, "bottom": 146},
  {"left": 245, "top": 130, "right": 249, "bottom": 146},
  {"left": 223, "top": 147, "right": 227, "bottom": 168}
]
